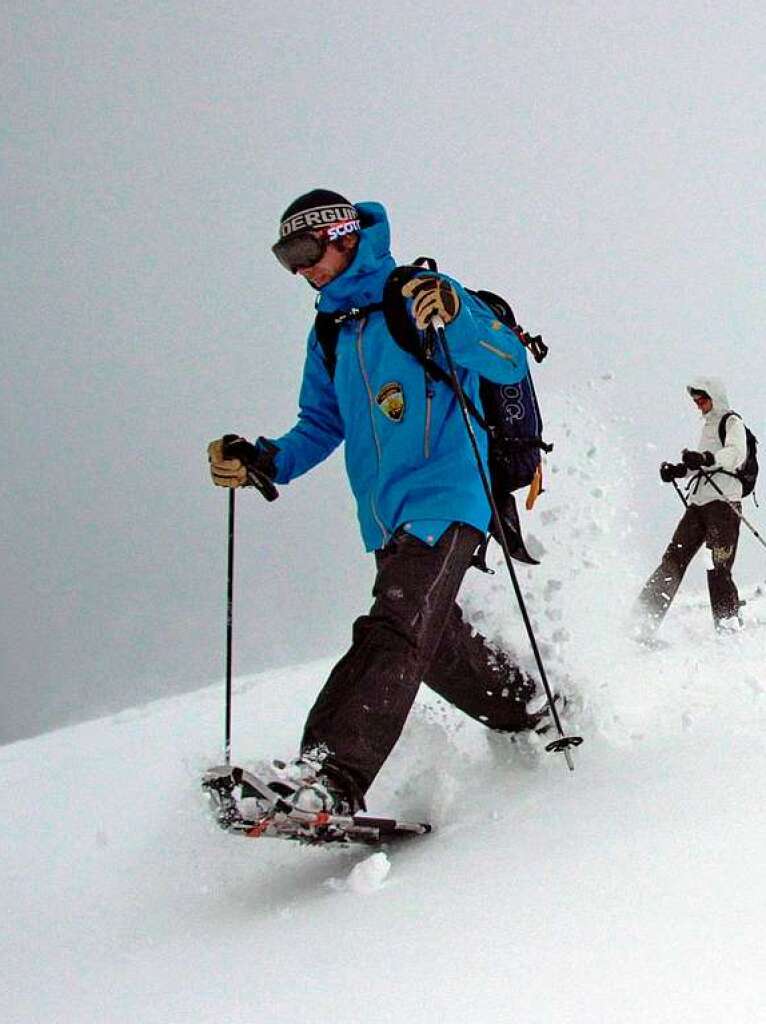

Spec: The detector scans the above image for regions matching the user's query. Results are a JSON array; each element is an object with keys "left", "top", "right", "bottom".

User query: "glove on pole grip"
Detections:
[
  {"left": 682, "top": 449, "right": 714, "bottom": 471},
  {"left": 220, "top": 435, "right": 280, "bottom": 502}
]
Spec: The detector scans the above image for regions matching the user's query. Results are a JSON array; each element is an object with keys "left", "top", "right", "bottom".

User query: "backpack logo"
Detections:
[
  {"left": 376, "top": 382, "right": 405, "bottom": 422},
  {"left": 496, "top": 383, "right": 526, "bottom": 422}
]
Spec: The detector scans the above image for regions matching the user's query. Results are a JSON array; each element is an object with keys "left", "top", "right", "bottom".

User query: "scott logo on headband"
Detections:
[
  {"left": 327, "top": 219, "right": 361, "bottom": 241},
  {"left": 281, "top": 204, "right": 358, "bottom": 238}
]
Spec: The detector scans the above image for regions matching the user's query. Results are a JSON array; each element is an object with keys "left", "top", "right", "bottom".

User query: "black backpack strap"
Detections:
[
  {"left": 314, "top": 312, "right": 341, "bottom": 379},
  {"left": 717, "top": 410, "right": 738, "bottom": 477},
  {"left": 715, "top": 410, "right": 753, "bottom": 492},
  {"left": 382, "top": 264, "right": 489, "bottom": 431},
  {"left": 718, "top": 410, "right": 741, "bottom": 446},
  {"left": 314, "top": 302, "right": 385, "bottom": 379}
]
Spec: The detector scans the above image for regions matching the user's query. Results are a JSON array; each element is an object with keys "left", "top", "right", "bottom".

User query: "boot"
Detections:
[
  {"left": 268, "top": 755, "right": 364, "bottom": 817},
  {"left": 707, "top": 567, "right": 741, "bottom": 631}
]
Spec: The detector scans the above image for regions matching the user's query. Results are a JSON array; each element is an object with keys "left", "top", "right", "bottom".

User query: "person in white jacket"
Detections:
[{"left": 636, "top": 376, "right": 748, "bottom": 634}]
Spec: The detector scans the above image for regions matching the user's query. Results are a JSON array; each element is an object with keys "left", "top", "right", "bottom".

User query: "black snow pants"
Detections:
[
  {"left": 637, "top": 499, "right": 741, "bottom": 630},
  {"left": 301, "top": 523, "right": 535, "bottom": 798}
]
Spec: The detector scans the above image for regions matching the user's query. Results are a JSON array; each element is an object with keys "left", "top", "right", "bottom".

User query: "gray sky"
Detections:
[{"left": 3, "top": 1, "right": 765, "bottom": 743}]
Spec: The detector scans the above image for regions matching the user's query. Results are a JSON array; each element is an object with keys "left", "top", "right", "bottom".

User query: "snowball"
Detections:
[{"left": 347, "top": 851, "right": 391, "bottom": 894}]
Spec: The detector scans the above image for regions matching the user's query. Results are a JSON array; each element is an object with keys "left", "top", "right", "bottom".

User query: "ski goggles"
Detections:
[{"left": 271, "top": 219, "right": 361, "bottom": 273}]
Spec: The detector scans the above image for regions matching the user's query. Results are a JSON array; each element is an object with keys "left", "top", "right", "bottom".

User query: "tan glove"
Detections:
[
  {"left": 208, "top": 437, "right": 248, "bottom": 488},
  {"left": 401, "top": 274, "right": 461, "bottom": 330}
]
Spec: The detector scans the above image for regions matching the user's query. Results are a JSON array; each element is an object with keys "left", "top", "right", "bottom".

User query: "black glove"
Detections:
[
  {"left": 208, "top": 435, "right": 280, "bottom": 501},
  {"left": 660, "top": 461, "right": 687, "bottom": 483},
  {"left": 682, "top": 449, "right": 714, "bottom": 471}
]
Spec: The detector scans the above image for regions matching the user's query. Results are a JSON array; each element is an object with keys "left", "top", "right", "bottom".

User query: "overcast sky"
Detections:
[{"left": 3, "top": 1, "right": 765, "bottom": 743}]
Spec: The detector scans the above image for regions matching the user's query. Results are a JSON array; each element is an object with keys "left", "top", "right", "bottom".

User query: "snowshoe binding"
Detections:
[{"left": 201, "top": 762, "right": 430, "bottom": 847}]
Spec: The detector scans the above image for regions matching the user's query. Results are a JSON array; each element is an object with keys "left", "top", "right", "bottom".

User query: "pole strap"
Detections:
[
  {"left": 671, "top": 478, "right": 689, "bottom": 509},
  {"left": 699, "top": 470, "right": 766, "bottom": 550}
]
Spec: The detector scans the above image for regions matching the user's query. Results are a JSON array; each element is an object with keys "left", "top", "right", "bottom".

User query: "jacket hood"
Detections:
[
  {"left": 687, "top": 376, "right": 730, "bottom": 414},
  {"left": 316, "top": 201, "right": 396, "bottom": 312}
]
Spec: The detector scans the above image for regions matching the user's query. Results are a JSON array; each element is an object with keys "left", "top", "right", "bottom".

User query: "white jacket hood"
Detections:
[
  {"left": 686, "top": 376, "right": 730, "bottom": 415},
  {"left": 682, "top": 375, "right": 747, "bottom": 506}
]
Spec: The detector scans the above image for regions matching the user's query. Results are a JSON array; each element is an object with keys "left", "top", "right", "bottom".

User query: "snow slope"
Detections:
[{"left": 3, "top": 382, "right": 766, "bottom": 1024}]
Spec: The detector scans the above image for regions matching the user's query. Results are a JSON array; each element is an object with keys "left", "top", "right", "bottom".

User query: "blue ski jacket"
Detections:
[{"left": 270, "top": 201, "right": 530, "bottom": 552}]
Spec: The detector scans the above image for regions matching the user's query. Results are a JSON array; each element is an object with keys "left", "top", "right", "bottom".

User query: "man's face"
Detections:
[{"left": 297, "top": 232, "right": 358, "bottom": 288}]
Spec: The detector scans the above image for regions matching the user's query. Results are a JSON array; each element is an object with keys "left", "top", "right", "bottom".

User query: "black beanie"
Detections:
[{"left": 277, "top": 189, "right": 359, "bottom": 240}]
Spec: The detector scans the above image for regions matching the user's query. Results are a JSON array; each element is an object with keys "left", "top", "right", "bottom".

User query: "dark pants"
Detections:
[
  {"left": 301, "top": 523, "right": 535, "bottom": 798},
  {"left": 637, "top": 500, "right": 741, "bottom": 630}
]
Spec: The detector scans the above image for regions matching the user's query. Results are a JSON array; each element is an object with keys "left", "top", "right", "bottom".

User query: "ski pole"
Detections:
[
  {"left": 671, "top": 479, "right": 689, "bottom": 508},
  {"left": 699, "top": 470, "right": 766, "bottom": 551},
  {"left": 430, "top": 316, "right": 582, "bottom": 770},
  {"left": 224, "top": 488, "right": 236, "bottom": 764}
]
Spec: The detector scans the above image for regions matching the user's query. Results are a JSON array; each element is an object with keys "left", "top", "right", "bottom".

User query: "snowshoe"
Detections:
[{"left": 201, "top": 764, "right": 430, "bottom": 847}]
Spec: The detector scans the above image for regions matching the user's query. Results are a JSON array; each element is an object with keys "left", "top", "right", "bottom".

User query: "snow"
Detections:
[
  {"left": 2, "top": 381, "right": 766, "bottom": 1023},
  {"left": 343, "top": 851, "right": 391, "bottom": 895}
]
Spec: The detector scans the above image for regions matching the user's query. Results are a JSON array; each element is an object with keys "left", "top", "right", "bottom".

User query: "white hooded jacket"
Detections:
[{"left": 683, "top": 376, "right": 747, "bottom": 506}]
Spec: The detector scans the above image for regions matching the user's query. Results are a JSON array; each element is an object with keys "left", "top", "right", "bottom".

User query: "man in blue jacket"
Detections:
[{"left": 208, "top": 190, "right": 549, "bottom": 817}]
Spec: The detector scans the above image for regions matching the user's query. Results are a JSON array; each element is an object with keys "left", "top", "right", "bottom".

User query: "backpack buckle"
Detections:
[{"left": 332, "top": 308, "right": 363, "bottom": 325}]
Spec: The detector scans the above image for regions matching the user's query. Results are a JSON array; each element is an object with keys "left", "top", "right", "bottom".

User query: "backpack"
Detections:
[
  {"left": 718, "top": 412, "right": 759, "bottom": 497},
  {"left": 313, "top": 258, "right": 552, "bottom": 564}
]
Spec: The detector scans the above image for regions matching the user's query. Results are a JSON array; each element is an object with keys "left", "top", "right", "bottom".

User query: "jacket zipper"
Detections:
[
  {"left": 355, "top": 319, "right": 390, "bottom": 545},
  {"left": 424, "top": 370, "right": 433, "bottom": 459}
]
